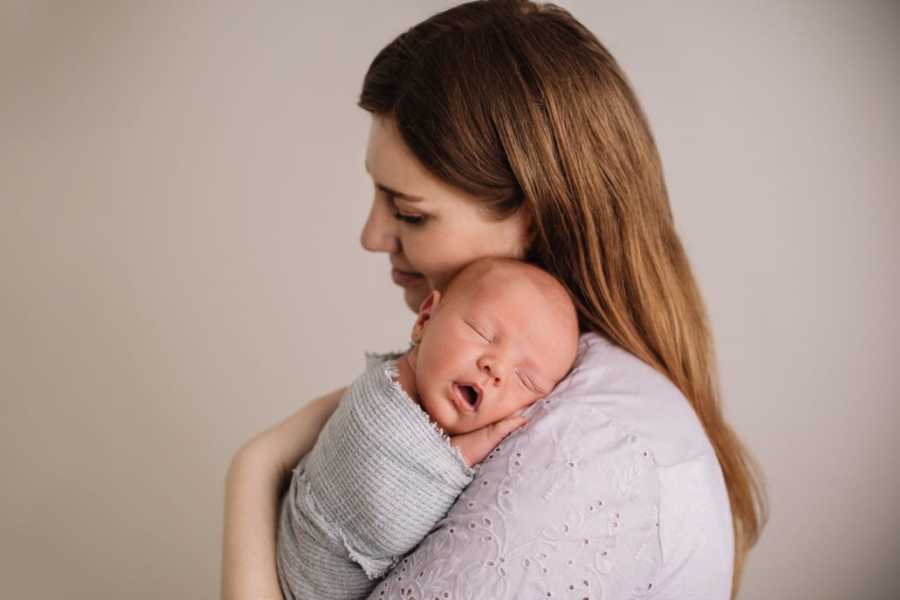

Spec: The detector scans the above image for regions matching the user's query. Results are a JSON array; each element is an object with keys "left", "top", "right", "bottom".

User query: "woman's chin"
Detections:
[{"left": 403, "top": 284, "right": 430, "bottom": 313}]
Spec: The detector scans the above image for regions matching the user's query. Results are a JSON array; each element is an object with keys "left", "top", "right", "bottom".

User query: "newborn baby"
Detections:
[
  {"left": 276, "top": 257, "right": 580, "bottom": 600},
  {"left": 394, "top": 256, "right": 579, "bottom": 439}
]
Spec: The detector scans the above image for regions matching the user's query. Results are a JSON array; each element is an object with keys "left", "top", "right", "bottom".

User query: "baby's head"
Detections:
[{"left": 407, "top": 257, "right": 580, "bottom": 435}]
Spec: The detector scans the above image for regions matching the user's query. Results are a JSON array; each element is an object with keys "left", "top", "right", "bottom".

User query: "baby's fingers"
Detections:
[
  {"left": 451, "top": 415, "right": 529, "bottom": 467},
  {"left": 492, "top": 415, "right": 529, "bottom": 442}
]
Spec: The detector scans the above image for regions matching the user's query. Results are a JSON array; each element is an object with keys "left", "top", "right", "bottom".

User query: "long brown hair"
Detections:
[{"left": 357, "top": 1, "right": 768, "bottom": 595}]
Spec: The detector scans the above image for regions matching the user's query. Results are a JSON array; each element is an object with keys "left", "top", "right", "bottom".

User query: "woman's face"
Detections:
[{"left": 361, "top": 115, "right": 531, "bottom": 312}]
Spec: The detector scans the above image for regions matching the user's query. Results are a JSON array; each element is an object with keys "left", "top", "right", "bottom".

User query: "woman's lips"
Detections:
[{"left": 391, "top": 268, "right": 425, "bottom": 286}]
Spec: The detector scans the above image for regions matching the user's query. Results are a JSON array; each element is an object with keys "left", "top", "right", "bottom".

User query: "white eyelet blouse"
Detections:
[{"left": 367, "top": 331, "right": 734, "bottom": 600}]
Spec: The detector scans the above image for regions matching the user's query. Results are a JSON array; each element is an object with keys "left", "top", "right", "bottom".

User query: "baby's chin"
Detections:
[
  {"left": 427, "top": 410, "right": 462, "bottom": 436},
  {"left": 422, "top": 402, "right": 469, "bottom": 437},
  {"left": 439, "top": 421, "right": 476, "bottom": 438}
]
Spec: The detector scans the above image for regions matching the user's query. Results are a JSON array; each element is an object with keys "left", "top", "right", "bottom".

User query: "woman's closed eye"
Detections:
[
  {"left": 393, "top": 210, "right": 426, "bottom": 225},
  {"left": 387, "top": 194, "right": 427, "bottom": 225}
]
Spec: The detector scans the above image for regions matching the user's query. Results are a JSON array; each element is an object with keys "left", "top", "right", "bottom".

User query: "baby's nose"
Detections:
[{"left": 479, "top": 358, "right": 504, "bottom": 384}]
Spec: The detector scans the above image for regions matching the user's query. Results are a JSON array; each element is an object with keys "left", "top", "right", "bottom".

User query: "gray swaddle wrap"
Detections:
[{"left": 276, "top": 350, "right": 476, "bottom": 600}]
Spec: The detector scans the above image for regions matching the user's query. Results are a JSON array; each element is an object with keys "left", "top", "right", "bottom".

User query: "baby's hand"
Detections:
[{"left": 449, "top": 414, "right": 528, "bottom": 467}]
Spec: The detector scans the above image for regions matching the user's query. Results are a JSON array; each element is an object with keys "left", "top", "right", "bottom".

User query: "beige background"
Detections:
[{"left": 1, "top": 1, "right": 898, "bottom": 598}]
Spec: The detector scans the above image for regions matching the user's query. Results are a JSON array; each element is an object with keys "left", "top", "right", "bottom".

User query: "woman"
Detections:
[{"left": 222, "top": 1, "right": 768, "bottom": 598}]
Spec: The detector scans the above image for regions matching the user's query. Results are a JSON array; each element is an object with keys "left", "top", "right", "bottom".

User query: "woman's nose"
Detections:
[{"left": 360, "top": 197, "right": 399, "bottom": 253}]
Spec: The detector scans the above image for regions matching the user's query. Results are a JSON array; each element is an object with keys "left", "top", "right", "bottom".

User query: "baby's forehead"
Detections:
[
  {"left": 443, "top": 261, "right": 580, "bottom": 381},
  {"left": 451, "top": 265, "right": 571, "bottom": 321}
]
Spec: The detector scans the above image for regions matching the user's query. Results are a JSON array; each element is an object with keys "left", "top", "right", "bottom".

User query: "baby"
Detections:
[{"left": 276, "top": 257, "right": 580, "bottom": 600}]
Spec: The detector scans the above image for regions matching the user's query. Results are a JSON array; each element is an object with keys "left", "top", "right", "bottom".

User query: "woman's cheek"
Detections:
[
  {"left": 426, "top": 258, "right": 471, "bottom": 291},
  {"left": 423, "top": 267, "right": 452, "bottom": 293},
  {"left": 409, "top": 230, "right": 484, "bottom": 291}
]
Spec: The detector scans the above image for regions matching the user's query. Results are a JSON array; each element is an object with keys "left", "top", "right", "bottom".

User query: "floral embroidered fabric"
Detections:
[{"left": 366, "top": 332, "right": 734, "bottom": 600}]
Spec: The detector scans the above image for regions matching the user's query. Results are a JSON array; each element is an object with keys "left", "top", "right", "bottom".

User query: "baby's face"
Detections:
[{"left": 409, "top": 266, "right": 579, "bottom": 435}]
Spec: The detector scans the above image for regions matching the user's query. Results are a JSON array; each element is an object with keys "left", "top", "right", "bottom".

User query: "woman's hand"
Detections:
[
  {"left": 449, "top": 414, "right": 528, "bottom": 467},
  {"left": 221, "top": 387, "right": 346, "bottom": 600}
]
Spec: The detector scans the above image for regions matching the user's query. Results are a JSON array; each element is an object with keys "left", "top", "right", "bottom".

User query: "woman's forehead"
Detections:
[
  {"left": 365, "top": 116, "right": 483, "bottom": 210},
  {"left": 365, "top": 117, "right": 433, "bottom": 198}
]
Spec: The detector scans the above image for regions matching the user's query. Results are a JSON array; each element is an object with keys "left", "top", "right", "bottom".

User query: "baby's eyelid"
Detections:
[
  {"left": 467, "top": 321, "right": 491, "bottom": 342},
  {"left": 515, "top": 369, "right": 535, "bottom": 392}
]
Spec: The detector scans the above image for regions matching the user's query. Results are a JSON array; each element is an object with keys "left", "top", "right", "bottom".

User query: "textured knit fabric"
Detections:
[
  {"left": 366, "top": 332, "right": 735, "bottom": 600},
  {"left": 276, "top": 349, "right": 476, "bottom": 600}
]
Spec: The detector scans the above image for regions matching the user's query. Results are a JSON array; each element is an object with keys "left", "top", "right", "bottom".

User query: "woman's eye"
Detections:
[
  {"left": 393, "top": 211, "right": 426, "bottom": 225},
  {"left": 386, "top": 194, "right": 427, "bottom": 226}
]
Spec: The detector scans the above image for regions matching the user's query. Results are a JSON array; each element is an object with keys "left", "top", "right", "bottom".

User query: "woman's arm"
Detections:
[{"left": 220, "top": 386, "right": 347, "bottom": 600}]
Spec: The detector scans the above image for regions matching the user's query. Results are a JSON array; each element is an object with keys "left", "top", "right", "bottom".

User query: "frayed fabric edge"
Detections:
[
  {"left": 292, "top": 467, "right": 396, "bottom": 580},
  {"left": 342, "top": 532, "right": 398, "bottom": 580},
  {"left": 373, "top": 353, "right": 477, "bottom": 479}
]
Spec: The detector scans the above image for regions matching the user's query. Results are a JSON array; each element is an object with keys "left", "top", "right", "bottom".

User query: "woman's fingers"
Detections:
[{"left": 450, "top": 415, "right": 529, "bottom": 467}]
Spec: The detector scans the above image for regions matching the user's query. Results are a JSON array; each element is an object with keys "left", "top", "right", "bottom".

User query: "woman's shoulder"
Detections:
[
  {"left": 554, "top": 332, "right": 733, "bottom": 593},
  {"left": 369, "top": 330, "right": 734, "bottom": 598},
  {"left": 541, "top": 331, "right": 716, "bottom": 466},
  {"left": 506, "top": 331, "right": 734, "bottom": 596}
]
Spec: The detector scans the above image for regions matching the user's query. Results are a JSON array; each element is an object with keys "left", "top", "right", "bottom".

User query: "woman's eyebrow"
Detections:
[{"left": 364, "top": 161, "right": 425, "bottom": 202}]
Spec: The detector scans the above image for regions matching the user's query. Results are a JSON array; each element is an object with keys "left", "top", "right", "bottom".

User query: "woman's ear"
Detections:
[{"left": 411, "top": 290, "right": 442, "bottom": 343}]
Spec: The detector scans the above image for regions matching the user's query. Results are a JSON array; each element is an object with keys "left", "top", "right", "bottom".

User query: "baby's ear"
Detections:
[
  {"left": 411, "top": 290, "right": 442, "bottom": 343},
  {"left": 417, "top": 289, "right": 441, "bottom": 314}
]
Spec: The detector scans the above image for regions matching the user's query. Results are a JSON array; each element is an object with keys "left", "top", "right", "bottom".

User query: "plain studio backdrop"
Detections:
[{"left": 1, "top": 1, "right": 897, "bottom": 598}]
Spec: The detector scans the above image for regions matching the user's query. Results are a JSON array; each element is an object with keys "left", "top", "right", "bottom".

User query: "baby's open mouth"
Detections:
[{"left": 454, "top": 383, "right": 481, "bottom": 411}]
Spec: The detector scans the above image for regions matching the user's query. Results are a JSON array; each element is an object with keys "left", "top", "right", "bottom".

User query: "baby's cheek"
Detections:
[{"left": 527, "top": 395, "right": 542, "bottom": 410}]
